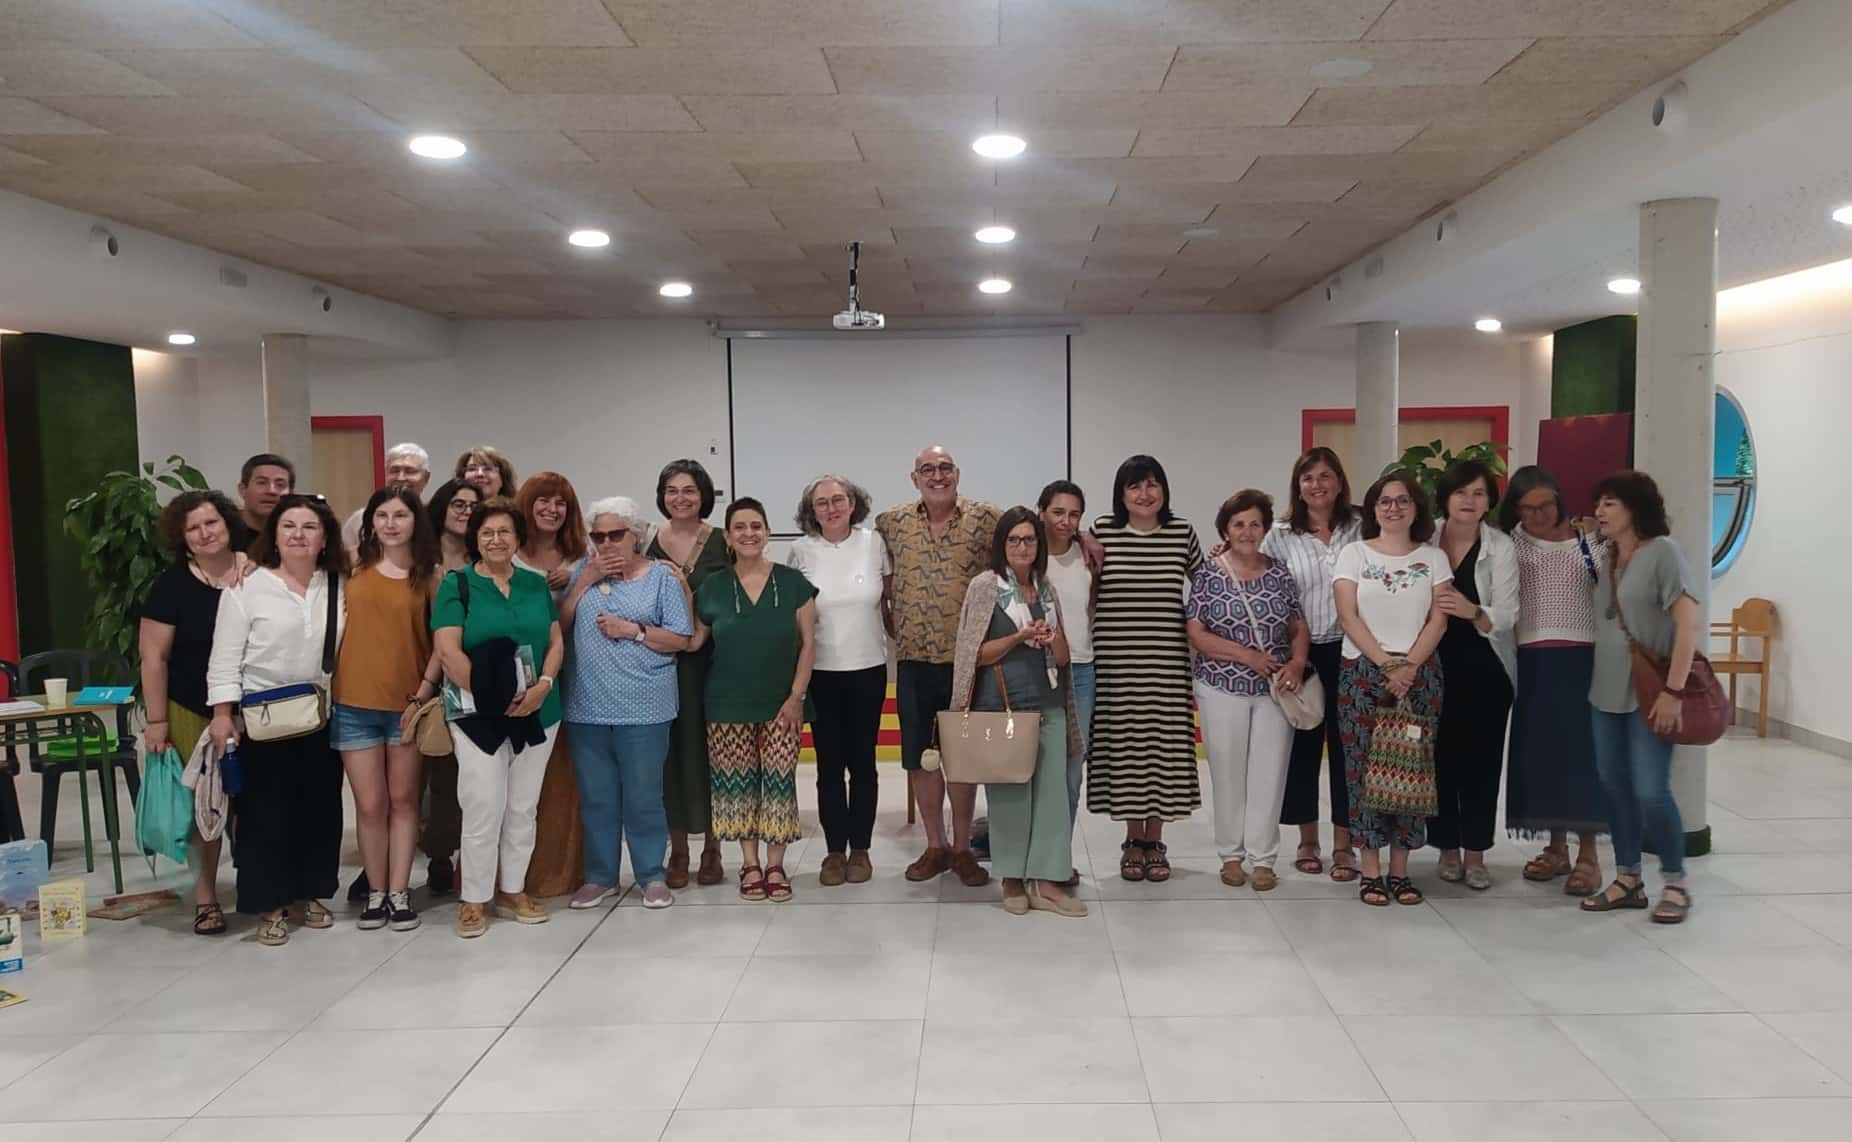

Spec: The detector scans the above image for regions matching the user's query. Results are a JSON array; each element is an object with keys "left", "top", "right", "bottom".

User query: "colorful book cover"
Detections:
[
  {"left": 38, "top": 880, "right": 86, "bottom": 941},
  {"left": 0, "top": 911, "right": 22, "bottom": 974}
]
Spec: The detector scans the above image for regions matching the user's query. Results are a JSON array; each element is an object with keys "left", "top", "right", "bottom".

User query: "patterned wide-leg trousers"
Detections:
[{"left": 706, "top": 719, "right": 802, "bottom": 845}]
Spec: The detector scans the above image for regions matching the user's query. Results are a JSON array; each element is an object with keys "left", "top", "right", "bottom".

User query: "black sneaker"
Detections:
[
  {"left": 357, "top": 891, "right": 389, "bottom": 931},
  {"left": 347, "top": 872, "right": 370, "bottom": 903},
  {"left": 387, "top": 891, "right": 420, "bottom": 932},
  {"left": 427, "top": 857, "right": 455, "bottom": 898}
]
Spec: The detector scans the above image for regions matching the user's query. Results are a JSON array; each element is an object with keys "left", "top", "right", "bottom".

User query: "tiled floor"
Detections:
[{"left": 5, "top": 729, "right": 1852, "bottom": 1140}]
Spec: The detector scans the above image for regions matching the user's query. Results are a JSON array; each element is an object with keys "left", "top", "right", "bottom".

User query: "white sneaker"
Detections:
[
  {"left": 569, "top": 882, "right": 619, "bottom": 910},
  {"left": 641, "top": 882, "right": 674, "bottom": 909}
]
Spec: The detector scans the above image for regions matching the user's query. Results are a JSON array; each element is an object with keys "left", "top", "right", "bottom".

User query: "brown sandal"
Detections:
[
  {"left": 666, "top": 850, "right": 691, "bottom": 890},
  {"left": 764, "top": 865, "right": 792, "bottom": 903},
  {"left": 738, "top": 864, "right": 766, "bottom": 901},
  {"left": 1329, "top": 848, "right": 1360, "bottom": 883},
  {"left": 1293, "top": 844, "right": 1323, "bottom": 875},
  {"left": 1119, "top": 840, "right": 1147, "bottom": 882},
  {"left": 1563, "top": 861, "right": 1603, "bottom": 897},
  {"left": 1523, "top": 849, "right": 1572, "bottom": 882},
  {"left": 1142, "top": 840, "right": 1172, "bottom": 883},
  {"left": 1651, "top": 885, "right": 1691, "bottom": 925},
  {"left": 1581, "top": 879, "right": 1648, "bottom": 912},
  {"left": 193, "top": 902, "right": 227, "bottom": 936}
]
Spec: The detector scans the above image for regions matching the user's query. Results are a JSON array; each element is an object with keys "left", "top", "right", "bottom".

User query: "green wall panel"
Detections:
[
  {"left": 2, "top": 333, "right": 140, "bottom": 655},
  {"left": 1552, "top": 315, "right": 1637, "bottom": 418}
]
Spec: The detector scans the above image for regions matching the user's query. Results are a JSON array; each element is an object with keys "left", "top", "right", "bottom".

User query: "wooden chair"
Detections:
[{"left": 1710, "top": 598, "right": 1777, "bottom": 737}]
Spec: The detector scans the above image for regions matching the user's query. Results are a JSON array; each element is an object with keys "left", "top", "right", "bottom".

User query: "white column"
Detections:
[
  {"left": 1634, "top": 197, "right": 1717, "bottom": 855},
  {"left": 1354, "top": 322, "right": 1399, "bottom": 481},
  {"left": 261, "top": 333, "right": 313, "bottom": 488}
]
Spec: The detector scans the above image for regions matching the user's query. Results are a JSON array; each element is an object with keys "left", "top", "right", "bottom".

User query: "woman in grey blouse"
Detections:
[{"left": 1579, "top": 471, "right": 1701, "bottom": 925}]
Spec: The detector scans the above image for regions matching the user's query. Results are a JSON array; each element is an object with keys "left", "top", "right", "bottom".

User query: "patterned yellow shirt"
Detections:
[{"left": 876, "top": 496, "right": 1000, "bottom": 664}]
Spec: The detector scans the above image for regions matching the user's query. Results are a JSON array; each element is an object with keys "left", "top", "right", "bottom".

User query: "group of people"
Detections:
[{"left": 136, "top": 436, "right": 1703, "bottom": 943}]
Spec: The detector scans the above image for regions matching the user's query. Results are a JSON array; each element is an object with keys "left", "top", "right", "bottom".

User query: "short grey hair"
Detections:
[
  {"left": 794, "top": 474, "right": 873, "bottom": 536},
  {"left": 585, "top": 496, "right": 648, "bottom": 532},
  {"left": 385, "top": 441, "right": 430, "bottom": 471}
]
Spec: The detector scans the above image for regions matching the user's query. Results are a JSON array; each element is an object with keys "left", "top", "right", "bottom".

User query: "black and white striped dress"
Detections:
[{"left": 1086, "top": 516, "right": 1204, "bottom": 821}]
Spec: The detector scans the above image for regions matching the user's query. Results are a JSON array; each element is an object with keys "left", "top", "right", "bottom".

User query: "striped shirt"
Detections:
[{"left": 1261, "top": 517, "right": 1362, "bottom": 645}]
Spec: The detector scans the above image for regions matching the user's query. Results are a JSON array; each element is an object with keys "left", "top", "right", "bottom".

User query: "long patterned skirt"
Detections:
[
  {"left": 707, "top": 719, "right": 801, "bottom": 845},
  {"left": 1339, "top": 656, "right": 1445, "bottom": 851}
]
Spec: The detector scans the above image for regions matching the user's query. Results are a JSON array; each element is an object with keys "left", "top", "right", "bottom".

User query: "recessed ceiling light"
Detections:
[
  {"left": 974, "top": 225, "right": 1016, "bottom": 245},
  {"left": 1310, "top": 57, "right": 1375, "bottom": 81},
  {"left": 167, "top": 331, "right": 196, "bottom": 346},
  {"left": 1607, "top": 276, "right": 1642, "bottom": 295},
  {"left": 659, "top": 281, "right": 693, "bottom": 299},
  {"left": 1182, "top": 226, "right": 1219, "bottom": 239},
  {"left": 978, "top": 278, "right": 1013, "bottom": 295},
  {"left": 407, "top": 134, "right": 466, "bottom": 160},
  {"left": 567, "top": 229, "right": 610, "bottom": 248},
  {"left": 971, "top": 133, "right": 1027, "bottom": 159},
  {"left": 1474, "top": 317, "right": 1503, "bottom": 333},
  {"left": 1833, "top": 204, "right": 1852, "bottom": 226}
]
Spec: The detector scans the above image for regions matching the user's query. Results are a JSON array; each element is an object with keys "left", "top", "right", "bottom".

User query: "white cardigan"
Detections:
[{"left": 1460, "top": 523, "right": 1519, "bottom": 685}]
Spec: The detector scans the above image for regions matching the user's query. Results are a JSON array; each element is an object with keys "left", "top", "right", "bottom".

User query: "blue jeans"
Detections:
[
  {"left": 566, "top": 721, "right": 672, "bottom": 887},
  {"left": 1590, "top": 707, "right": 1684, "bottom": 881},
  {"left": 1067, "top": 663, "right": 1096, "bottom": 826}
]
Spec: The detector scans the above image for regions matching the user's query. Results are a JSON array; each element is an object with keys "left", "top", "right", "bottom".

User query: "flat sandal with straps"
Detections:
[{"left": 738, "top": 864, "right": 767, "bottom": 902}]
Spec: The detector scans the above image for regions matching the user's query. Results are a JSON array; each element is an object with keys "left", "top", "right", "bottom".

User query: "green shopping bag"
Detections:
[{"left": 134, "top": 746, "right": 192, "bottom": 873}]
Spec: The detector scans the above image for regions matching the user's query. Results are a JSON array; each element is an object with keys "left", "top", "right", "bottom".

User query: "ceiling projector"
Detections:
[{"left": 833, "top": 240, "right": 885, "bottom": 330}]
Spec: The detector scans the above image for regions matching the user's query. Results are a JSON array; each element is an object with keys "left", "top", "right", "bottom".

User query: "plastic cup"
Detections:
[{"left": 44, "top": 679, "right": 68, "bottom": 708}]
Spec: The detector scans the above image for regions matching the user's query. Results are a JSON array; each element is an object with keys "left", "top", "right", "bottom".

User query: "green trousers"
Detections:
[{"left": 985, "top": 707, "right": 1072, "bottom": 882}]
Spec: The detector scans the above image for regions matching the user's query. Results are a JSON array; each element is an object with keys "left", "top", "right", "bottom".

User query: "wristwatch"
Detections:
[{"left": 632, "top": 626, "right": 648, "bottom": 643}]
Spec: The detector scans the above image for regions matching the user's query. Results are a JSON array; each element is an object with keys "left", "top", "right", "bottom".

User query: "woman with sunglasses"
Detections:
[
  {"left": 1332, "top": 472, "right": 1450, "bottom": 907},
  {"left": 557, "top": 497, "right": 693, "bottom": 909}
]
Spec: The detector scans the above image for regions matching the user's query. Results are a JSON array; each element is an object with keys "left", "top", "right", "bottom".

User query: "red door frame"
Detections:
[
  {"left": 1301, "top": 404, "right": 1511, "bottom": 456},
  {"left": 310, "top": 415, "right": 386, "bottom": 487},
  {"left": 0, "top": 347, "right": 16, "bottom": 668}
]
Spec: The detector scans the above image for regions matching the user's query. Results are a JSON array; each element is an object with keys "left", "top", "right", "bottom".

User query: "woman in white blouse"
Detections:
[
  {"left": 1262, "top": 447, "right": 1364, "bottom": 882},
  {"left": 788, "top": 475, "right": 891, "bottom": 886},
  {"left": 1428, "top": 460, "right": 1519, "bottom": 890},
  {"left": 1333, "top": 472, "right": 1450, "bottom": 907},
  {"left": 206, "top": 494, "right": 349, "bottom": 947}
]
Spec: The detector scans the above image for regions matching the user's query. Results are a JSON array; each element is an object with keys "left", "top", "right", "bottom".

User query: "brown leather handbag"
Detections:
[{"left": 1610, "top": 562, "right": 1729, "bottom": 745}]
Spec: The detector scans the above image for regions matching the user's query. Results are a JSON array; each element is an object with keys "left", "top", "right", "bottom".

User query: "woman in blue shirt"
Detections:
[{"left": 559, "top": 497, "right": 694, "bottom": 910}]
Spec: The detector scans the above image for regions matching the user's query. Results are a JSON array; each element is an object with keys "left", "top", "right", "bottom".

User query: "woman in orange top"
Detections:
[{"left": 332, "top": 487, "right": 442, "bottom": 932}]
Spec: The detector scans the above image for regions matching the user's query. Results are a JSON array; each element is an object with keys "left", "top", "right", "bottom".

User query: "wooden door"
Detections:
[
  {"left": 312, "top": 424, "right": 378, "bottom": 524},
  {"left": 1311, "top": 415, "right": 1497, "bottom": 481}
]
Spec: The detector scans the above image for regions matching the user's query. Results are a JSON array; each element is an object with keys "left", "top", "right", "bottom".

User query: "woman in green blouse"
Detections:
[
  {"left": 690, "top": 498, "right": 817, "bottom": 902},
  {"left": 647, "top": 459, "right": 733, "bottom": 887}
]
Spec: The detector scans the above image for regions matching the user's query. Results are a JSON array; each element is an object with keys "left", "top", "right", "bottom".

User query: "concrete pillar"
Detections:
[
  {"left": 1355, "top": 321, "right": 1400, "bottom": 481},
  {"left": 1634, "top": 197, "right": 1718, "bottom": 856},
  {"left": 261, "top": 333, "right": 312, "bottom": 488}
]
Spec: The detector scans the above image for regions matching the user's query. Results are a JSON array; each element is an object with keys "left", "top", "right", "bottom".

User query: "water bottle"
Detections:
[{"left": 219, "top": 741, "right": 246, "bottom": 797}]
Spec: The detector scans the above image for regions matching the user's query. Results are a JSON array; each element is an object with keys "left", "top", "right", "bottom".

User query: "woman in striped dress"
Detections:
[{"left": 1087, "top": 455, "right": 1204, "bottom": 883}]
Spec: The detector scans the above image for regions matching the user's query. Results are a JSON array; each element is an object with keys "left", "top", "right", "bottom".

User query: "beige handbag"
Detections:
[
  {"left": 934, "top": 666, "right": 1041, "bottom": 785},
  {"left": 407, "top": 696, "right": 453, "bottom": 757}
]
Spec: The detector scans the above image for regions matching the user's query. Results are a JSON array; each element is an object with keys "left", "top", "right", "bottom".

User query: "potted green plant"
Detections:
[
  {"left": 1383, "top": 440, "right": 1508, "bottom": 507},
  {"left": 63, "top": 456, "right": 208, "bottom": 676}
]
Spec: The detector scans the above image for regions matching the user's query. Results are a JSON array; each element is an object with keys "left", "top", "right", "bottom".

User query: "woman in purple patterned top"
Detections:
[{"left": 1185, "top": 490, "right": 1309, "bottom": 892}]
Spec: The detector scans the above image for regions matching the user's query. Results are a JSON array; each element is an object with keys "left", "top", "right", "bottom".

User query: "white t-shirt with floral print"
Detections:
[{"left": 1332, "top": 541, "right": 1451, "bottom": 660}]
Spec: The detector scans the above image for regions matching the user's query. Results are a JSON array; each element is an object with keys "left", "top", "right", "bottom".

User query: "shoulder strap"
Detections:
[
  {"left": 321, "top": 572, "right": 339, "bottom": 675},
  {"left": 455, "top": 567, "right": 470, "bottom": 615},
  {"left": 1607, "top": 550, "right": 1638, "bottom": 647},
  {"left": 1222, "top": 555, "right": 1269, "bottom": 655},
  {"left": 1575, "top": 529, "right": 1599, "bottom": 584}
]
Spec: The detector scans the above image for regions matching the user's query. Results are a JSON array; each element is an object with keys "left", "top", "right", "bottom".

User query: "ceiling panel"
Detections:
[{"left": 0, "top": 0, "right": 1785, "bottom": 318}]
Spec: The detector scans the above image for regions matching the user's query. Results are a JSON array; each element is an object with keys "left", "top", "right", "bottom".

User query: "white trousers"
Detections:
[
  {"left": 454, "top": 723, "right": 560, "bottom": 903},
  {"left": 1194, "top": 683, "right": 1294, "bottom": 868}
]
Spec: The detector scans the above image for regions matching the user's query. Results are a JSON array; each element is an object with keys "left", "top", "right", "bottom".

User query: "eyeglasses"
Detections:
[
  {"left": 589, "top": 529, "right": 630, "bottom": 545},
  {"left": 447, "top": 500, "right": 476, "bottom": 514},
  {"left": 812, "top": 495, "right": 851, "bottom": 511},
  {"left": 462, "top": 462, "right": 495, "bottom": 475},
  {"left": 1377, "top": 496, "right": 1414, "bottom": 510},
  {"left": 477, "top": 527, "right": 516, "bottom": 540},
  {"left": 1004, "top": 535, "right": 1038, "bottom": 548},
  {"left": 916, "top": 462, "right": 956, "bottom": 477}
]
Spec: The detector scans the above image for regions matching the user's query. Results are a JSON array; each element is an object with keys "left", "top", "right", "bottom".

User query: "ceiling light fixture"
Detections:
[
  {"left": 1607, "top": 277, "right": 1642, "bottom": 295},
  {"left": 567, "top": 229, "right": 610, "bottom": 248},
  {"left": 1833, "top": 204, "right": 1852, "bottom": 226},
  {"left": 659, "top": 281, "right": 693, "bottom": 299},
  {"left": 974, "top": 225, "right": 1016, "bottom": 245},
  {"left": 408, "top": 134, "right": 466, "bottom": 160},
  {"left": 978, "top": 278, "right": 1013, "bottom": 295},
  {"left": 1474, "top": 317, "right": 1503, "bottom": 333},
  {"left": 971, "top": 133, "right": 1026, "bottom": 160},
  {"left": 167, "top": 332, "right": 196, "bottom": 346}
]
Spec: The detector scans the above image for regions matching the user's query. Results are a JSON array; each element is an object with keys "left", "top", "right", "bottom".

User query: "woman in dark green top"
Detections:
[
  {"left": 691, "top": 498, "right": 817, "bottom": 902},
  {"left": 647, "top": 459, "right": 734, "bottom": 887}
]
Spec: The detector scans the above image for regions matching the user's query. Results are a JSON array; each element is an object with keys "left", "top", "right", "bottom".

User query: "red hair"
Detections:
[{"left": 514, "top": 471, "right": 587, "bottom": 560}]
